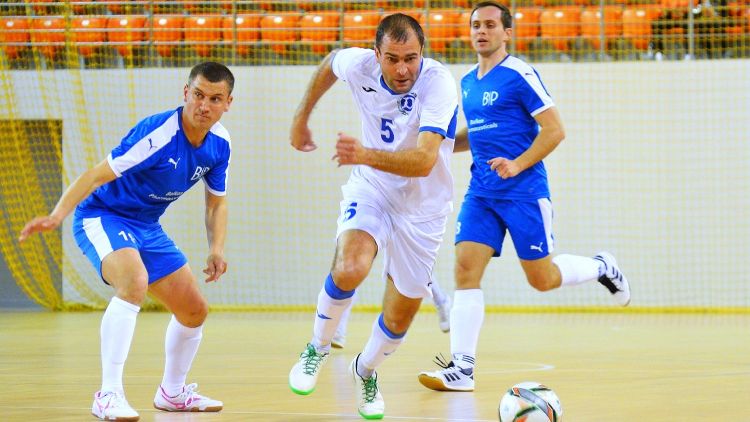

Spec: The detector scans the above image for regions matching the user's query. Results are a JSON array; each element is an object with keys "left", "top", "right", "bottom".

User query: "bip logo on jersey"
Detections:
[
  {"left": 398, "top": 93, "right": 417, "bottom": 115},
  {"left": 482, "top": 91, "right": 499, "bottom": 106},
  {"left": 191, "top": 166, "right": 210, "bottom": 181}
]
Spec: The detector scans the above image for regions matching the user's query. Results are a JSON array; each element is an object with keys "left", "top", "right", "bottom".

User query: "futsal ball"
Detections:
[{"left": 498, "top": 381, "right": 562, "bottom": 422}]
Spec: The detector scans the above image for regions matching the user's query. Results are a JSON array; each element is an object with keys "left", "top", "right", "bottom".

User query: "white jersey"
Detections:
[{"left": 331, "top": 47, "right": 459, "bottom": 222}]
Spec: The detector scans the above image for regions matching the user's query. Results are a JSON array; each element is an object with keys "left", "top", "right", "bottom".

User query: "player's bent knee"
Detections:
[
  {"left": 114, "top": 275, "right": 149, "bottom": 304},
  {"left": 331, "top": 263, "right": 369, "bottom": 290},
  {"left": 176, "top": 299, "right": 208, "bottom": 327},
  {"left": 527, "top": 275, "right": 556, "bottom": 292},
  {"left": 381, "top": 313, "right": 411, "bottom": 335}
]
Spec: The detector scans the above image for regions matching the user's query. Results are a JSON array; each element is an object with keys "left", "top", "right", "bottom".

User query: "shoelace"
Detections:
[
  {"left": 361, "top": 374, "right": 379, "bottom": 403},
  {"left": 100, "top": 391, "right": 128, "bottom": 409},
  {"left": 301, "top": 344, "right": 326, "bottom": 375},
  {"left": 432, "top": 353, "right": 456, "bottom": 370},
  {"left": 172, "top": 383, "right": 202, "bottom": 406}
]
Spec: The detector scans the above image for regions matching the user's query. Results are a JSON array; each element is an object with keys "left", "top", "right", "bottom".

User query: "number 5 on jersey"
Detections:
[{"left": 380, "top": 118, "right": 394, "bottom": 143}]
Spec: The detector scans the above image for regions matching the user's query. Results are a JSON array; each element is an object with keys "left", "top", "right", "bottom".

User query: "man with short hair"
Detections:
[
  {"left": 417, "top": 1, "right": 631, "bottom": 393},
  {"left": 20, "top": 61, "right": 235, "bottom": 421},
  {"left": 287, "top": 13, "right": 458, "bottom": 420}
]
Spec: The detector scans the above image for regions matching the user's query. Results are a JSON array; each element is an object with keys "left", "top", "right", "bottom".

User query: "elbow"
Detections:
[{"left": 554, "top": 127, "right": 565, "bottom": 146}]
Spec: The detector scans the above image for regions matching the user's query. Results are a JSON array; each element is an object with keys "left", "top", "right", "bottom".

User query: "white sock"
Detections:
[
  {"left": 358, "top": 314, "right": 404, "bottom": 378},
  {"left": 311, "top": 275, "right": 354, "bottom": 351},
  {"left": 161, "top": 315, "right": 203, "bottom": 397},
  {"left": 335, "top": 292, "right": 355, "bottom": 338},
  {"left": 554, "top": 254, "right": 602, "bottom": 287},
  {"left": 430, "top": 280, "right": 447, "bottom": 305},
  {"left": 100, "top": 296, "right": 140, "bottom": 394},
  {"left": 450, "top": 289, "right": 484, "bottom": 369}
]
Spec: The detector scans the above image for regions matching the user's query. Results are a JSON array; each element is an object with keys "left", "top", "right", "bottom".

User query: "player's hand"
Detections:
[
  {"left": 18, "top": 215, "right": 61, "bottom": 242},
  {"left": 290, "top": 119, "right": 317, "bottom": 152},
  {"left": 333, "top": 132, "right": 366, "bottom": 166},
  {"left": 203, "top": 253, "right": 227, "bottom": 283},
  {"left": 487, "top": 157, "right": 521, "bottom": 179}
]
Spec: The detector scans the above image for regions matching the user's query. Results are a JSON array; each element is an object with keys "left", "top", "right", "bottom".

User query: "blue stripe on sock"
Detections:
[
  {"left": 324, "top": 273, "right": 355, "bottom": 300},
  {"left": 378, "top": 313, "right": 406, "bottom": 339}
]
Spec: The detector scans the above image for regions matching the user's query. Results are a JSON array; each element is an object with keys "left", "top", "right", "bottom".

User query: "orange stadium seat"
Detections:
[
  {"left": 71, "top": 16, "right": 107, "bottom": 58},
  {"left": 458, "top": 10, "right": 472, "bottom": 44},
  {"left": 179, "top": 0, "right": 232, "bottom": 14},
  {"left": 540, "top": 6, "right": 582, "bottom": 52},
  {"left": 296, "top": 0, "right": 338, "bottom": 11},
  {"left": 343, "top": 10, "right": 380, "bottom": 47},
  {"left": 724, "top": 6, "right": 749, "bottom": 43},
  {"left": 25, "top": 0, "right": 51, "bottom": 14},
  {"left": 372, "top": 0, "right": 427, "bottom": 9},
  {"left": 107, "top": 16, "right": 147, "bottom": 60},
  {"left": 580, "top": 6, "right": 623, "bottom": 49},
  {"left": 184, "top": 16, "right": 223, "bottom": 57},
  {"left": 105, "top": 0, "right": 129, "bottom": 14},
  {"left": 299, "top": 12, "right": 340, "bottom": 54},
  {"left": 726, "top": 1, "right": 747, "bottom": 17},
  {"left": 260, "top": 13, "right": 302, "bottom": 54},
  {"left": 622, "top": 5, "right": 661, "bottom": 50},
  {"left": 152, "top": 15, "right": 184, "bottom": 58},
  {"left": 222, "top": 15, "right": 261, "bottom": 56},
  {"left": 513, "top": 7, "right": 542, "bottom": 52},
  {"left": 421, "top": 9, "right": 459, "bottom": 54},
  {"left": 31, "top": 16, "right": 66, "bottom": 61},
  {"left": 661, "top": 0, "right": 689, "bottom": 10},
  {"left": 386, "top": 9, "right": 423, "bottom": 22},
  {"left": 1, "top": 17, "right": 31, "bottom": 60}
]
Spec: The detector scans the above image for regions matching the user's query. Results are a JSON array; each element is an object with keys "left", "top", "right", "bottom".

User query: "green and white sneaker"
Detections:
[
  {"left": 289, "top": 343, "right": 329, "bottom": 395},
  {"left": 350, "top": 354, "right": 384, "bottom": 420}
]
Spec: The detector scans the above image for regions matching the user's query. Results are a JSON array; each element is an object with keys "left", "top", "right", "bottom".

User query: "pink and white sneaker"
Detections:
[
  {"left": 91, "top": 390, "right": 140, "bottom": 421},
  {"left": 153, "top": 383, "right": 223, "bottom": 412}
]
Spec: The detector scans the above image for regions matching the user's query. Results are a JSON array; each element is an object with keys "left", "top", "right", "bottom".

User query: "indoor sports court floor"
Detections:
[{"left": 1, "top": 310, "right": 748, "bottom": 421}]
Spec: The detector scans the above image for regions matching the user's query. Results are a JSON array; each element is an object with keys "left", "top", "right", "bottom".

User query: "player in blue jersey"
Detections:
[
  {"left": 417, "top": 2, "right": 631, "bottom": 392},
  {"left": 19, "top": 62, "right": 234, "bottom": 421},
  {"left": 287, "top": 13, "right": 458, "bottom": 419}
]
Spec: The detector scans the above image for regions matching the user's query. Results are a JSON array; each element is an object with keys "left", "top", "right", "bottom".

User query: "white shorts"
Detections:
[{"left": 336, "top": 194, "right": 447, "bottom": 299}]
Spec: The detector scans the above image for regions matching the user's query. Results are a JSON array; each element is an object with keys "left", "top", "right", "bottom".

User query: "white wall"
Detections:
[{"left": 7, "top": 59, "right": 749, "bottom": 309}]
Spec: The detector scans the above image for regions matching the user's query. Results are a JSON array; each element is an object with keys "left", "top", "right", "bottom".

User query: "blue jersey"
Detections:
[
  {"left": 76, "top": 106, "right": 231, "bottom": 223},
  {"left": 461, "top": 55, "right": 554, "bottom": 200}
]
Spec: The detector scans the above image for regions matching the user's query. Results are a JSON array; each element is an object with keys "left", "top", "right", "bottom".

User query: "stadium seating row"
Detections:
[
  {"left": 14, "top": 0, "right": 750, "bottom": 14},
  {"left": 1, "top": 6, "right": 748, "bottom": 60}
]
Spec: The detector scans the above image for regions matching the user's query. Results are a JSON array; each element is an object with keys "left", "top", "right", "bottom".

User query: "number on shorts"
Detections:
[{"left": 118, "top": 230, "right": 136, "bottom": 243}]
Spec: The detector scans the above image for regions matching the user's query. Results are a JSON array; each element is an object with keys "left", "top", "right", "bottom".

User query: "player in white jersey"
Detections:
[
  {"left": 417, "top": 2, "right": 631, "bottom": 393},
  {"left": 19, "top": 62, "right": 234, "bottom": 421},
  {"left": 287, "top": 13, "right": 458, "bottom": 420}
]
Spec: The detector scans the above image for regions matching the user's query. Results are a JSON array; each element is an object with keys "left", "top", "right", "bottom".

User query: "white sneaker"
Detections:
[
  {"left": 91, "top": 391, "right": 140, "bottom": 421},
  {"left": 594, "top": 251, "right": 631, "bottom": 306},
  {"left": 350, "top": 354, "right": 384, "bottom": 420},
  {"left": 153, "top": 383, "right": 223, "bottom": 412},
  {"left": 331, "top": 331, "right": 346, "bottom": 349},
  {"left": 289, "top": 343, "right": 329, "bottom": 395},
  {"left": 435, "top": 295, "right": 451, "bottom": 333},
  {"left": 418, "top": 354, "right": 475, "bottom": 392}
]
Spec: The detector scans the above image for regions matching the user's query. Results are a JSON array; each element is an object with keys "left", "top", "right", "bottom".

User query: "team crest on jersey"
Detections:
[{"left": 398, "top": 93, "right": 417, "bottom": 115}]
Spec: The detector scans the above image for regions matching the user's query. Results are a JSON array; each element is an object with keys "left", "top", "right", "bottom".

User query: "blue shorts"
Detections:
[
  {"left": 72, "top": 211, "right": 187, "bottom": 285},
  {"left": 455, "top": 194, "right": 555, "bottom": 260}
]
